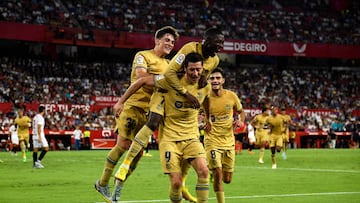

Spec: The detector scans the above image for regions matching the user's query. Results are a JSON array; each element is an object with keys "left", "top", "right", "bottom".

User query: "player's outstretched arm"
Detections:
[
  {"left": 113, "top": 76, "right": 154, "bottom": 116},
  {"left": 164, "top": 48, "right": 201, "bottom": 108}
]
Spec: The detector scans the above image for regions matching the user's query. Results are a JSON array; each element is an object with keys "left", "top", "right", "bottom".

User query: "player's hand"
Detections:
[
  {"left": 183, "top": 91, "right": 200, "bottom": 109},
  {"left": 198, "top": 75, "right": 208, "bottom": 88},
  {"left": 113, "top": 101, "right": 124, "bottom": 117},
  {"left": 203, "top": 119, "right": 212, "bottom": 132}
]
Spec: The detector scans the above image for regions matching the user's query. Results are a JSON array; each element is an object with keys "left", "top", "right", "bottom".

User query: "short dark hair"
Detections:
[
  {"left": 210, "top": 67, "right": 224, "bottom": 77},
  {"left": 262, "top": 103, "right": 270, "bottom": 112},
  {"left": 155, "top": 26, "right": 179, "bottom": 41},
  {"left": 183, "top": 52, "right": 203, "bottom": 68},
  {"left": 39, "top": 106, "right": 45, "bottom": 113},
  {"left": 203, "top": 27, "right": 223, "bottom": 40}
]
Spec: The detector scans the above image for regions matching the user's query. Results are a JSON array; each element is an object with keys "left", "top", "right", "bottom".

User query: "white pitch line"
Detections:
[
  {"left": 236, "top": 166, "right": 360, "bottom": 173},
  {"left": 95, "top": 191, "right": 360, "bottom": 203},
  {"left": 226, "top": 191, "right": 360, "bottom": 199}
]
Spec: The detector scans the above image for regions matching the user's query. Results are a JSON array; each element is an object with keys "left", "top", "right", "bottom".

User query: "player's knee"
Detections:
[
  {"left": 170, "top": 178, "right": 183, "bottom": 190},
  {"left": 116, "top": 137, "right": 131, "bottom": 150},
  {"left": 276, "top": 147, "right": 281, "bottom": 153},
  {"left": 271, "top": 147, "right": 276, "bottom": 154},
  {"left": 197, "top": 165, "right": 209, "bottom": 179},
  {"left": 222, "top": 172, "right": 232, "bottom": 184},
  {"left": 146, "top": 113, "right": 162, "bottom": 131},
  {"left": 223, "top": 178, "right": 231, "bottom": 184}
]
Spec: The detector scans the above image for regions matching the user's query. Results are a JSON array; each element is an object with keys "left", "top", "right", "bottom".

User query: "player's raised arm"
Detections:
[{"left": 113, "top": 75, "right": 155, "bottom": 116}]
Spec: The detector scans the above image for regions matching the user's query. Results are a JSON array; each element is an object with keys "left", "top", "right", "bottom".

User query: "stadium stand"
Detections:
[
  {"left": 0, "top": 0, "right": 359, "bottom": 149},
  {"left": 0, "top": 0, "right": 359, "bottom": 44}
]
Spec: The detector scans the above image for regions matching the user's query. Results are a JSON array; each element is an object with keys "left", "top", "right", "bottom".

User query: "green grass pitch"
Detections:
[{"left": 0, "top": 148, "right": 359, "bottom": 203}]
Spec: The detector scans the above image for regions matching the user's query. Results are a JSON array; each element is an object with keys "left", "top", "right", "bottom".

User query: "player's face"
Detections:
[
  {"left": 209, "top": 72, "right": 224, "bottom": 90},
  {"left": 17, "top": 109, "right": 24, "bottom": 117},
  {"left": 271, "top": 106, "right": 278, "bottom": 115},
  {"left": 203, "top": 34, "right": 224, "bottom": 57},
  {"left": 156, "top": 33, "right": 176, "bottom": 55},
  {"left": 185, "top": 61, "right": 203, "bottom": 84}
]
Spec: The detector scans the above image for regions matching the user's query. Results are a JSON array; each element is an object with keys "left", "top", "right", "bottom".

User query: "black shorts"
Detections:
[{"left": 235, "top": 133, "right": 246, "bottom": 142}]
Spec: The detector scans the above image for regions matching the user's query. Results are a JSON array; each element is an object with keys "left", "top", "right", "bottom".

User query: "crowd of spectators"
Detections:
[
  {"left": 1, "top": 0, "right": 359, "bottom": 45},
  {"left": 0, "top": 56, "right": 359, "bottom": 135}
]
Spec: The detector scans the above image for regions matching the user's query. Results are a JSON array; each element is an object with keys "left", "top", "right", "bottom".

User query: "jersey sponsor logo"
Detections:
[
  {"left": 136, "top": 55, "right": 145, "bottom": 65},
  {"left": 211, "top": 115, "right": 230, "bottom": 122},
  {"left": 175, "top": 54, "right": 185, "bottom": 65},
  {"left": 175, "top": 101, "right": 194, "bottom": 109}
]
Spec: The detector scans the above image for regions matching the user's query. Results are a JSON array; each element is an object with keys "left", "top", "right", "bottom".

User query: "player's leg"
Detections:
[
  {"left": 32, "top": 139, "right": 43, "bottom": 169},
  {"left": 95, "top": 108, "right": 139, "bottom": 202},
  {"left": 159, "top": 140, "right": 183, "bottom": 202},
  {"left": 25, "top": 135, "right": 30, "bottom": 150},
  {"left": 12, "top": 144, "right": 18, "bottom": 155},
  {"left": 221, "top": 148, "right": 235, "bottom": 202},
  {"left": 270, "top": 146, "right": 276, "bottom": 169},
  {"left": 282, "top": 134, "right": 288, "bottom": 159},
  {"left": 110, "top": 108, "right": 148, "bottom": 202},
  {"left": 248, "top": 134, "right": 256, "bottom": 154},
  {"left": 95, "top": 136, "right": 129, "bottom": 202},
  {"left": 191, "top": 157, "right": 209, "bottom": 203},
  {"left": 189, "top": 141, "right": 209, "bottom": 203},
  {"left": 112, "top": 151, "right": 143, "bottom": 202},
  {"left": 19, "top": 137, "right": 27, "bottom": 162},
  {"left": 37, "top": 138, "right": 49, "bottom": 166},
  {"left": 258, "top": 133, "right": 265, "bottom": 163},
  {"left": 169, "top": 172, "right": 183, "bottom": 203},
  {"left": 115, "top": 92, "right": 165, "bottom": 181},
  {"left": 115, "top": 112, "right": 162, "bottom": 181},
  {"left": 181, "top": 159, "right": 197, "bottom": 202},
  {"left": 212, "top": 167, "right": 225, "bottom": 203},
  {"left": 32, "top": 146, "right": 39, "bottom": 168},
  {"left": 276, "top": 136, "right": 283, "bottom": 167}
]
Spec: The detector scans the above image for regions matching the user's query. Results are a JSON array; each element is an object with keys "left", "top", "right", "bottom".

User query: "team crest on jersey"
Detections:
[
  {"left": 225, "top": 104, "right": 231, "bottom": 112},
  {"left": 175, "top": 54, "right": 185, "bottom": 65},
  {"left": 175, "top": 101, "right": 183, "bottom": 108},
  {"left": 166, "top": 163, "right": 171, "bottom": 170},
  {"left": 136, "top": 55, "right": 145, "bottom": 65}
]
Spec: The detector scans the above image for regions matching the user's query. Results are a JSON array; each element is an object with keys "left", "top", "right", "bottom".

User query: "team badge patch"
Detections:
[
  {"left": 136, "top": 55, "right": 145, "bottom": 65},
  {"left": 175, "top": 101, "right": 183, "bottom": 108},
  {"left": 175, "top": 54, "right": 185, "bottom": 65}
]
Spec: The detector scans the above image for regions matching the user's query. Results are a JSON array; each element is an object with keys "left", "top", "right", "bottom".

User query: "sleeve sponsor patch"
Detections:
[
  {"left": 154, "top": 74, "right": 164, "bottom": 81},
  {"left": 135, "top": 55, "right": 145, "bottom": 65},
  {"left": 175, "top": 54, "right": 185, "bottom": 65}
]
